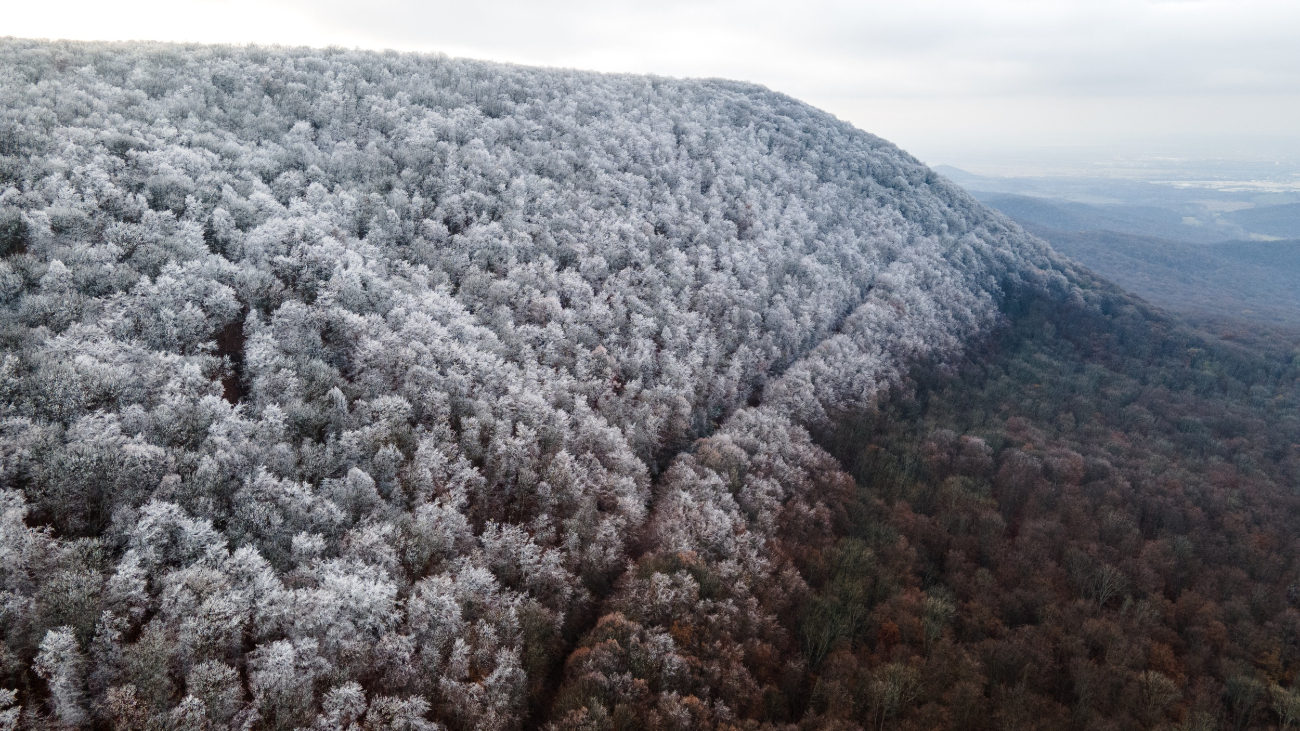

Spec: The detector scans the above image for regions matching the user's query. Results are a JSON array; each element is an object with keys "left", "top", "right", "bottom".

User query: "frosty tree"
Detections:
[{"left": 0, "top": 38, "right": 1077, "bottom": 730}]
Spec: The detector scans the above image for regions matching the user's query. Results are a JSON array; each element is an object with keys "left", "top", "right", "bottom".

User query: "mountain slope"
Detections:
[
  {"left": 1016, "top": 225, "right": 1300, "bottom": 328},
  {"left": 0, "top": 39, "right": 1072, "bottom": 730},
  {"left": 3, "top": 39, "right": 1293, "bottom": 731},
  {"left": 808, "top": 279, "right": 1300, "bottom": 731},
  {"left": 1225, "top": 203, "right": 1300, "bottom": 240}
]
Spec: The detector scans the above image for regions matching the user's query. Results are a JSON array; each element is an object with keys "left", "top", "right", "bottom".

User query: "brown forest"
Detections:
[
  {"left": 802, "top": 283, "right": 1300, "bottom": 730},
  {"left": 551, "top": 282, "right": 1300, "bottom": 731}
]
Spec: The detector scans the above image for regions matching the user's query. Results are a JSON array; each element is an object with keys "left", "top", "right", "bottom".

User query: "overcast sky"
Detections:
[{"left": 7, "top": 0, "right": 1300, "bottom": 173}]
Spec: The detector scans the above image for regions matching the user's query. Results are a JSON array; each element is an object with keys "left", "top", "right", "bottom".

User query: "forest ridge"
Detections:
[{"left": 2, "top": 39, "right": 1297, "bottom": 731}]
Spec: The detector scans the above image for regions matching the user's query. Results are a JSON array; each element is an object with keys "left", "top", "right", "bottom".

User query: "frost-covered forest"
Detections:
[{"left": 0, "top": 38, "right": 1166, "bottom": 730}]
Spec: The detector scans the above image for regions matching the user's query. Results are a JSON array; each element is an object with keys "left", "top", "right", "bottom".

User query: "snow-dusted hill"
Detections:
[{"left": 0, "top": 40, "right": 1077, "bottom": 730}]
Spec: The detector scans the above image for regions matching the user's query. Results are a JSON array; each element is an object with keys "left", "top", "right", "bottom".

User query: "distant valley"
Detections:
[{"left": 938, "top": 165, "right": 1300, "bottom": 332}]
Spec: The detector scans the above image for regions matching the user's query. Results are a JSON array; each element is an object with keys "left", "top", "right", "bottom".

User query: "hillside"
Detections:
[
  {"left": 813, "top": 280, "right": 1300, "bottom": 731},
  {"left": 973, "top": 193, "right": 1228, "bottom": 245},
  {"left": 1016, "top": 226, "right": 1300, "bottom": 329},
  {"left": 1226, "top": 203, "right": 1300, "bottom": 240},
  {"left": 0, "top": 39, "right": 1297, "bottom": 731}
]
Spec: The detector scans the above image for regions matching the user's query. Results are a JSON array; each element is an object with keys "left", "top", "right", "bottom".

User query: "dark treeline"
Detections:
[{"left": 803, "top": 280, "right": 1300, "bottom": 731}]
